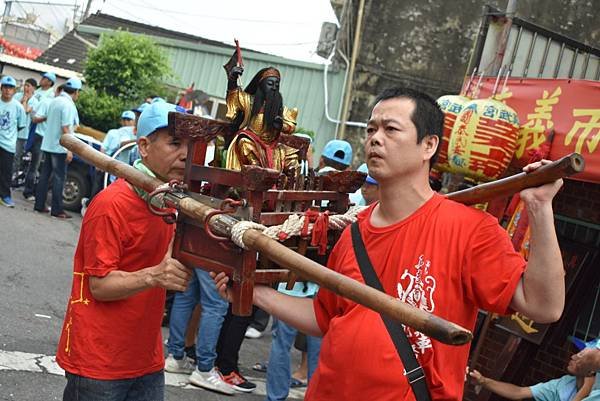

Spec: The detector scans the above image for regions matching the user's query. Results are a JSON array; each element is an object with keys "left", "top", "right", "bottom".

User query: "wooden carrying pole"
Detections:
[
  {"left": 446, "top": 153, "right": 584, "bottom": 204},
  {"left": 61, "top": 133, "right": 472, "bottom": 346}
]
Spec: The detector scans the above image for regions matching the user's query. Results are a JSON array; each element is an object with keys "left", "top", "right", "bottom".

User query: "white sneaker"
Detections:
[
  {"left": 189, "top": 367, "right": 235, "bottom": 395},
  {"left": 245, "top": 327, "right": 263, "bottom": 339},
  {"left": 80, "top": 197, "right": 89, "bottom": 217},
  {"left": 164, "top": 354, "right": 195, "bottom": 374}
]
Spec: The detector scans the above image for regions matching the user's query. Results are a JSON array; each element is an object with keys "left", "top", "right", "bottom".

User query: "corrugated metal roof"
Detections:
[
  {"left": 0, "top": 53, "right": 83, "bottom": 79},
  {"left": 77, "top": 24, "right": 347, "bottom": 157}
]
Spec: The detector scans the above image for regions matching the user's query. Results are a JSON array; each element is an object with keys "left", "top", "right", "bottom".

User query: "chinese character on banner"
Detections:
[
  {"left": 514, "top": 87, "right": 562, "bottom": 161},
  {"left": 564, "top": 109, "right": 600, "bottom": 154}
]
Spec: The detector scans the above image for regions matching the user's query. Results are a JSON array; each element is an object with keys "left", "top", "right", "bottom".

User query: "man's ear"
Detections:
[
  {"left": 137, "top": 136, "right": 150, "bottom": 158},
  {"left": 423, "top": 134, "right": 439, "bottom": 161}
]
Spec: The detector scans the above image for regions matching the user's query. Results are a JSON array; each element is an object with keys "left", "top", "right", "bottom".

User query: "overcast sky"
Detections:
[{"left": 1, "top": 0, "right": 339, "bottom": 63}]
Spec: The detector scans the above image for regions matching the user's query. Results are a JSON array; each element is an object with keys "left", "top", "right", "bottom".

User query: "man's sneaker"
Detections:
[
  {"left": 222, "top": 370, "right": 257, "bottom": 393},
  {"left": 245, "top": 327, "right": 263, "bottom": 339},
  {"left": 23, "top": 193, "right": 35, "bottom": 201},
  {"left": 164, "top": 354, "right": 195, "bottom": 374},
  {"left": 0, "top": 196, "right": 15, "bottom": 208},
  {"left": 189, "top": 367, "right": 235, "bottom": 395},
  {"left": 80, "top": 197, "right": 89, "bottom": 217}
]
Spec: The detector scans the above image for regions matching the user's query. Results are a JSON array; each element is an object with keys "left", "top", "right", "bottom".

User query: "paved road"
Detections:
[{"left": 0, "top": 189, "right": 305, "bottom": 400}]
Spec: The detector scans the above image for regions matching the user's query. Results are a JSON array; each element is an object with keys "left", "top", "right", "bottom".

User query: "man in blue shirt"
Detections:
[
  {"left": 12, "top": 78, "right": 39, "bottom": 183},
  {"left": 34, "top": 72, "right": 56, "bottom": 102},
  {"left": 101, "top": 110, "right": 136, "bottom": 162},
  {"left": 24, "top": 84, "right": 58, "bottom": 200},
  {"left": 0, "top": 75, "right": 26, "bottom": 207},
  {"left": 34, "top": 77, "right": 81, "bottom": 219}
]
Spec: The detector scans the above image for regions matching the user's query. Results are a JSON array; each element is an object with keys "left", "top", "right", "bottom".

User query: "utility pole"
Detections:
[
  {"left": 489, "top": 0, "right": 518, "bottom": 75},
  {"left": 338, "top": 0, "right": 365, "bottom": 140},
  {"left": 2, "top": 0, "right": 13, "bottom": 35},
  {"left": 83, "top": 0, "right": 93, "bottom": 19}
]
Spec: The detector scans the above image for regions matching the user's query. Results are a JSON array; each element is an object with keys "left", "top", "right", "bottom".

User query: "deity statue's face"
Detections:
[{"left": 261, "top": 77, "right": 280, "bottom": 93}]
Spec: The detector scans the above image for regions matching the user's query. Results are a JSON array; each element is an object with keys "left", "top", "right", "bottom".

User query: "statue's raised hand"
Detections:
[{"left": 229, "top": 66, "right": 244, "bottom": 81}]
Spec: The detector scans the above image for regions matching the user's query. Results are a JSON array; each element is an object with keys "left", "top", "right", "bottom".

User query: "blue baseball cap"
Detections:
[
  {"left": 121, "top": 110, "right": 136, "bottom": 120},
  {"left": 357, "top": 162, "right": 378, "bottom": 185},
  {"left": 137, "top": 101, "right": 186, "bottom": 138},
  {"left": 0, "top": 75, "right": 16, "bottom": 87},
  {"left": 64, "top": 77, "right": 82, "bottom": 90},
  {"left": 322, "top": 139, "right": 352, "bottom": 166},
  {"left": 42, "top": 72, "right": 56, "bottom": 83},
  {"left": 134, "top": 102, "right": 149, "bottom": 113}
]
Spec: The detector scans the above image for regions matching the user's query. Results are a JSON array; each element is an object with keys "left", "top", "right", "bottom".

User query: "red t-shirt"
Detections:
[
  {"left": 309, "top": 194, "right": 526, "bottom": 401},
  {"left": 56, "top": 179, "right": 173, "bottom": 379}
]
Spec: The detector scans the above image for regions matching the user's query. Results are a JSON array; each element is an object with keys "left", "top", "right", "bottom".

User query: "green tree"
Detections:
[
  {"left": 84, "top": 30, "right": 172, "bottom": 103},
  {"left": 78, "top": 31, "right": 173, "bottom": 131}
]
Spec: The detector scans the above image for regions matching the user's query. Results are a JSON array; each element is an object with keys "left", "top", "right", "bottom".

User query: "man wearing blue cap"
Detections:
[
  {"left": 34, "top": 78, "right": 82, "bottom": 218},
  {"left": 12, "top": 78, "right": 39, "bottom": 183},
  {"left": 102, "top": 110, "right": 137, "bottom": 161},
  {"left": 56, "top": 101, "right": 193, "bottom": 401},
  {"left": 0, "top": 75, "right": 26, "bottom": 207},
  {"left": 34, "top": 72, "right": 56, "bottom": 102},
  {"left": 317, "top": 139, "right": 352, "bottom": 175},
  {"left": 349, "top": 163, "right": 379, "bottom": 206}
]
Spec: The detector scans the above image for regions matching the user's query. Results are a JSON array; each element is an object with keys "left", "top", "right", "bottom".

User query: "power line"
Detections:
[{"left": 115, "top": 1, "right": 316, "bottom": 25}]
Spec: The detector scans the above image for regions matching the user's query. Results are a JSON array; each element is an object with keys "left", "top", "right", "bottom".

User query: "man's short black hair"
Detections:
[
  {"left": 63, "top": 86, "right": 78, "bottom": 95},
  {"left": 372, "top": 87, "right": 444, "bottom": 167},
  {"left": 25, "top": 78, "right": 37, "bottom": 87}
]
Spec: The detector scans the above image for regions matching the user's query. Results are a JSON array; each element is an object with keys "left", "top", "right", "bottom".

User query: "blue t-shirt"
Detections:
[
  {"left": 277, "top": 281, "right": 319, "bottom": 298},
  {"left": 0, "top": 98, "right": 26, "bottom": 153},
  {"left": 33, "top": 87, "right": 54, "bottom": 103},
  {"left": 14, "top": 92, "right": 39, "bottom": 140},
  {"left": 41, "top": 92, "right": 79, "bottom": 154},
  {"left": 530, "top": 375, "right": 577, "bottom": 401},
  {"left": 33, "top": 97, "right": 52, "bottom": 138},
  {"left": 102, "top": 126, "right": 136, "bottom": 162}
]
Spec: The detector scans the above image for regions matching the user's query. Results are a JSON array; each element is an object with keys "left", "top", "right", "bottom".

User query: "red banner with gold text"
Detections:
[{"left": 461, "top": 78, "right": 600, "bottom": 183}]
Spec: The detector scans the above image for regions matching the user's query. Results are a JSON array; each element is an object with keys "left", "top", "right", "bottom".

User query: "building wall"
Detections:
[{"left": 336, "top": 0, "right": 600, "bottom": 164}]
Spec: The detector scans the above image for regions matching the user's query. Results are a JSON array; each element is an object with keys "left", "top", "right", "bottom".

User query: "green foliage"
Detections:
[
  {"left": 77, "top": 88, "right": 130, "bottom": 133},
  {"left": 84, "top": 31, "right": 172, "bottom": 103},
  {"left": 80, "top": 31, "right": 173, "bottom": 131}
]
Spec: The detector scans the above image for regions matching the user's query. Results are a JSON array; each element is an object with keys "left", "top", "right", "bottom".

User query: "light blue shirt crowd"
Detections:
[
  {"left": 0, "top": 97, "right": 26, "bottom": 153},
  {"left": 41, "top": 92, "right": 79, "bottom": 154},
  {"left": 102, "top": 126, "right": 136, "bottom": 162},
  {"left": 14, "top": 92, "right": 39, "bottom": 140}
]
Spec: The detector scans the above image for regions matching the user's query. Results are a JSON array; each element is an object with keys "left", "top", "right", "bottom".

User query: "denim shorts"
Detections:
[{"left": 63, "top": 370, "right": 164, "bottom": 401}]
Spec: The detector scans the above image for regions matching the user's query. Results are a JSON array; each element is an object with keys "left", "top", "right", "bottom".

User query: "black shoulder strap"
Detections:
[{"left": 351, "top": 222, "right": 431, "bottom": 401}]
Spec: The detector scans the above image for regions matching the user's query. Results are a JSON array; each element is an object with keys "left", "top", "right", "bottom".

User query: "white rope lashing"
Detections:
[{"left": 230, "top": 205, "right": 367, "bottom": 249}]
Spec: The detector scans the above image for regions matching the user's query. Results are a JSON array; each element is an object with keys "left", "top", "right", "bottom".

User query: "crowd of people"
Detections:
[{"left": 0, "top": 68, "right": 585, "bottom": 401}]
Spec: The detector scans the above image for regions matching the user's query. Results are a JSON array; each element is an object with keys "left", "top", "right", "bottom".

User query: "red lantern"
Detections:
[
  {"left": 447, "top": 98, "right": 520, "bottom": 182},
  {"left": 435, "top": 95, "right": 470, "bottom": 172}
]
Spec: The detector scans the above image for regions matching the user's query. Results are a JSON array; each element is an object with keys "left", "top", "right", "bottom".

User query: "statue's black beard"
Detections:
[{"left": 251, "top": 87, "right": 283, "bottom": 132}]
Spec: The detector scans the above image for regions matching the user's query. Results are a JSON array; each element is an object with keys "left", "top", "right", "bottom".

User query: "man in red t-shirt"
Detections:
[
  {"left": 213, "top": 87, "right": 565, "bottom": 401},
  {"left": 56, "top": 101, "right": 193, "bottom": 401}
]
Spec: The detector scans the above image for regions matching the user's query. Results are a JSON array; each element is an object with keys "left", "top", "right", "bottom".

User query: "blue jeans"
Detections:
[
  {"left": 23, "top": 134, "right": 43, "bottom": 198},
  {"left": 63, "top": 370, "right": 164, "bottom": 401},
  {"left": 167, "top": 269, "right": 228, "bottom": 371},
  {"left": 265, "top": 318, "right": 322, "bottom": 401},
  {"left": 34, "top": 151, "right": 66, "bottom": 213}
]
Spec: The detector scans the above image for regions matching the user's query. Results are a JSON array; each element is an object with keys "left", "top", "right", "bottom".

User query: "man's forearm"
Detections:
[
  {"left": 253, "top": 286, "right": 323, "bottom": 337},
  {"left": 480, "top": 377, "right": 532, "bottom": 400},
  {"left": 89, "top": 267, "right": 158, "bottom": 301},
  {"left": 519, "top": 201, "right": 565, "bottom": 322}
]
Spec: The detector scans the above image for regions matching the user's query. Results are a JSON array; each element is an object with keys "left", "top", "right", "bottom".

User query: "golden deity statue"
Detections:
[{"left": 224, "top": 60, "right": 300, "bottom": 171}]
